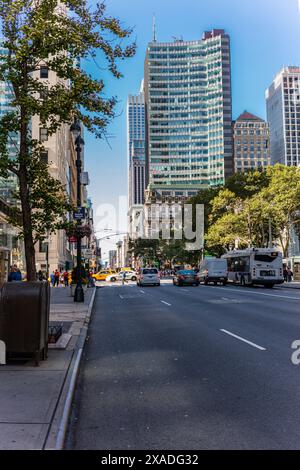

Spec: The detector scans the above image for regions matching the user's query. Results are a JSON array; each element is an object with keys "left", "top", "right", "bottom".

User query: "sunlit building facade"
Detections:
[
  {"left": 233, "top": 111, "right": 271, "bottom": 172},
  {"left": 127, "top": 92, "right": 146, "bottom": 207},
  {"left": 266, "top": 67, "right": 300, "bottom": 276},
  {"left": 266, "top": 67, "right": 300, "bottom": 166},
  {"left": 144, "top": 29, "right": 233, "bottom": 192}
]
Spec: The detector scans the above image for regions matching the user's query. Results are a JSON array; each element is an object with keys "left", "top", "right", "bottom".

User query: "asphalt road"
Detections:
[{"left": 66, "top": 281, "right": 300, "bottom": 450}]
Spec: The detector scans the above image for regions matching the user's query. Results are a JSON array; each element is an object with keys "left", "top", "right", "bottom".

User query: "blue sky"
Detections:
[{"left": 85, "top": 0, "right": 300, "bottom": 256}]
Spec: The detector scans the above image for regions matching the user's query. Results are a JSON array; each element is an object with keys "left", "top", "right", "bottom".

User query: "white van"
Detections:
[
  {"left": 198, "top": 258, "right": 228, "bottom": 285},
  {"left": 137, "top": 268, "right": 160, "bottom": 287}
]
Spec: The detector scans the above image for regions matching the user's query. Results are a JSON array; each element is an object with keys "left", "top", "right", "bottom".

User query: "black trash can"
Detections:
[{"left": 0, "top": 281, "right": 50, "bottom": 365}]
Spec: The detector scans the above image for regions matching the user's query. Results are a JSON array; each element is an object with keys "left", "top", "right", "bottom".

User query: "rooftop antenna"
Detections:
[{"left": 152, "top": 14, "right": 157, "bottom": 42}]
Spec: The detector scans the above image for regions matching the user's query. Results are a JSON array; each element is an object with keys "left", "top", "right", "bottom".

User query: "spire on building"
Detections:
[{"left": 152, "top": 14, "right": 157, "bottom": 42}]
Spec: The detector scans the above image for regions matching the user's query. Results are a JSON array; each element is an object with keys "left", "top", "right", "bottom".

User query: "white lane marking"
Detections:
[
  {"left": 119, "top": 295, "right": 124, "bottom": 299},
  {"left": 208, "top": 286, "right": 300, "bottom": 301},
  {"left": 140, "top": 290, "right": 145, "bottom": 294},
  {"left": 161, "top": 300, "right": 172, "bottom": 306},
  {"left": 220, "top": 329, "right": 266, "bottom": 351},
  {"left": 181, "top": 289, "right": 189, "bottom": 292}
]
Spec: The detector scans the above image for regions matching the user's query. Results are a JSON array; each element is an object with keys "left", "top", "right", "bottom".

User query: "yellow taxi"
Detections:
[{"left": 92, "top": 269, "right": 117, "bottom": 281}]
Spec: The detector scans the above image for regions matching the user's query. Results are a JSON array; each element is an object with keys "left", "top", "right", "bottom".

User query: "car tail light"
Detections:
[{"left": 179, "top": 275, "right": 184, "bottom": 280}]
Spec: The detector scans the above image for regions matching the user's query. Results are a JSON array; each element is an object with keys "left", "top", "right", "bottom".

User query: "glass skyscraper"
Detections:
[
  {"left": 144, "top": 29, "right": 233, "bottom": 192},
  {"left": 127, "top": 92, "right": 146, "bottom": 206},
  {"left": 0, "top": 42, "right": 19, "bottom": 202}
]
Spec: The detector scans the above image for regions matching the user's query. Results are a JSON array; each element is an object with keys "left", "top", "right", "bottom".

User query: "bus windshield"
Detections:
[{"left": 254, "top": 253, "right": 278, "bottom": 263}]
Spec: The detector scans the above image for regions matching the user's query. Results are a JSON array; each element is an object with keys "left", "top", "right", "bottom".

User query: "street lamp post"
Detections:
[
  {"left": 268, "top": 217, "right": 272, "bottom": 249},
  {"left": 71, "top": 120, "right": 85, "bottom": 303}
]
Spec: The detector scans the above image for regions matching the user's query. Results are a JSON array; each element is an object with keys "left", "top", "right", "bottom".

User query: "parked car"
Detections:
[
  {"left": 198, "top": 258, "right": 228, "bottom": 285},
  {"left": 106, "top": 271, "right": 137, "bottom": 282},
  {"left": 173, "top": 270, "right": 199, "bottom": 286},
  {"left": 137, "top": 268, "right": 160, "bottom": 286}
]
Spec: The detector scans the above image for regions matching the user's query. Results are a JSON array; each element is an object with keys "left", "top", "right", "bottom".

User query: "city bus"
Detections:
[{"left": 222, "top": 248, "right": 284, "bottom": 288}]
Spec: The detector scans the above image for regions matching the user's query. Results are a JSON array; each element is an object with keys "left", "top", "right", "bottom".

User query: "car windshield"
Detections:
[
  {"left": 178, "top": 270, "right": 195, "bottom": 275},
  {"left": 143, "top": 269, "right": 158, "bottom": 274}
]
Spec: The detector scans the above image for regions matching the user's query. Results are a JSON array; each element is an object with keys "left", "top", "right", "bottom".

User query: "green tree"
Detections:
[
  {"left": 189, "top": 186, "right": 221, "bottom": 233},
  {"left": 205, "top": 165, "right": 300, "bottom": 256},
  {"left": 0, "top": 0, "right": 135, "bottom": 280},
  {"left": 262, "top": 165, "right": 300, "bottom": 256},
  {"left": 160, "top": 237, "right": 201, "bottom": 267},
  {"left": 128, "top": 238, "right": 160, "bottom": 267},
  {"left": 225, "top": 168, "right": 270, "bottom": 199}
]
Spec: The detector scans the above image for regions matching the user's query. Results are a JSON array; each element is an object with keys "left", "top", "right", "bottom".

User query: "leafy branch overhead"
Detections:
[
  {"left": 0, "top": 0, "right": 136, "bottom": 279},
  {"left": 0, "top": 0, "right": 136, "bottom": 138},
  {"left": 190, "top": 166, "right": 300, "bottom": 258}
]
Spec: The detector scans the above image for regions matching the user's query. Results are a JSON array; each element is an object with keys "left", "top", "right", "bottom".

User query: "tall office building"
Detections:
[
  {"left": 32, "top": 59, "right": 70, "bottom": 273},
  {"left": 233, "top": 111, "right": 271, "bottom": 172},
  {"left": 266, "top": 67, "right": 300, "bottom": 166},
  {"left": 266, "top": 67, "right": 300, "bottom": 275},
  {"left": 144, "top": 29, "right": 233, "bottom": 193},
  {"left": 127, "top": 92, "right": 146, "bottom": 206}
]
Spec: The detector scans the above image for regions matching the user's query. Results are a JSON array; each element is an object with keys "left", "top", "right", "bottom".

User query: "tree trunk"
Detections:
[
  {"left": 19, "top": 162, "right": 36, "bottom": 281},
  {"left": 18, "top": 105, "right": 36, "bottom": 281}
]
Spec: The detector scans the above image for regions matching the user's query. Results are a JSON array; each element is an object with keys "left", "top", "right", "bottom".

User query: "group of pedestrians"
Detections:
[
  {"left": 283, "top": 266, "right": 293, "bottom": 283},
  {"left": 7, "top": 265, "right": 22, "bottom": 282},
  {"left": 49, "top": 269, "right": 69, "bottom": 287},
  {"left": 160, "top": 269, "right": 175, "bottom": 278},
  {"left": 36, "top": 269, "right": 69, "bottom": 286}
]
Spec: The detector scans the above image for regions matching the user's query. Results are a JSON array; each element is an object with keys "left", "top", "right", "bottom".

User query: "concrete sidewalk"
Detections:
[
  {"left": 277, "top": 281, "right": 300, "bottom": 289},
  {"left": 0, "top": 285, "right": 97, "bottom": 450}
]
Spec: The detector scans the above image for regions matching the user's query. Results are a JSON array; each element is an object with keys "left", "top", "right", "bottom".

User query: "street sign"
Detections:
[
  {"left": 73, "top": 207, "right": 86, "bottom": 220},
  {"left": 68, "top": 236, "right": 77, "bottom": 243}
]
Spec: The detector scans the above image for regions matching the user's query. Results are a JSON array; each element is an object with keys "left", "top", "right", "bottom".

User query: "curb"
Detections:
[
  {"left": 44, "top": 287, "right": 97, "bottom": 450},
  {"left": 278, "top": 285, "right": 300, "bottom": 290}
]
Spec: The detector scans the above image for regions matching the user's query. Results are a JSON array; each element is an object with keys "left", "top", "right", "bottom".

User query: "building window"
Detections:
[
  {"left": 40, "top": 89, "right": 48, "bottom": 100},
  {"left": 40, "top": 66, "right": 49, "bottom": 79},
  {"left": 39, "top": 240, "right": 48, "bottom": 253},
  {"left": 40, "top": 150, "right": 48, "bottom": 164},
  {"left": 40, "top": 128, "right": 48, "bottom": 142}
]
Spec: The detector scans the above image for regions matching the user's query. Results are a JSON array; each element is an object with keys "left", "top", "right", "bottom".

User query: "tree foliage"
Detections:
[
  {"left": 0, "top": 0, "right": 135, "bottom": 279},
  {"left": 196, "top": 166, "right": 300, "bottom": 257}
]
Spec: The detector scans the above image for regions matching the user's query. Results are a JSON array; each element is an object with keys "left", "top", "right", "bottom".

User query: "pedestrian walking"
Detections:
[
  {"left": 50, "top": 271, "right": 55, "bottom": 286},
  {"left": 287, "top": 267, "right": 293, "bottom": 283},
  {"left": 88, "top": 271, "right": 95, "bottom": 288},
  {"left": 283, "top": 267, "right": 288, "bottom": 282},
  {"left": 8, "top": 266, "right": 22, "bottom": 282},
  {"left": 7, "top": 266, "right": 14, "bottom": 282},
  {"left": 54, "top": 269, "right": 60, "bottom": 287},
  {"left": 63, "top": 271, "right": 69, "bottom": 287},
  {"left": 121, "top": 271, "right": 126, "bottom": 285},
  {"left": 37, "top": 270, "right": 45, "bottom": 281}
]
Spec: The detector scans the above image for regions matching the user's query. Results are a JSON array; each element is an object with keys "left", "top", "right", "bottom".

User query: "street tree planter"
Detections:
[{"left": 0, "top": 281, "right": 50, "bottom": 366}]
